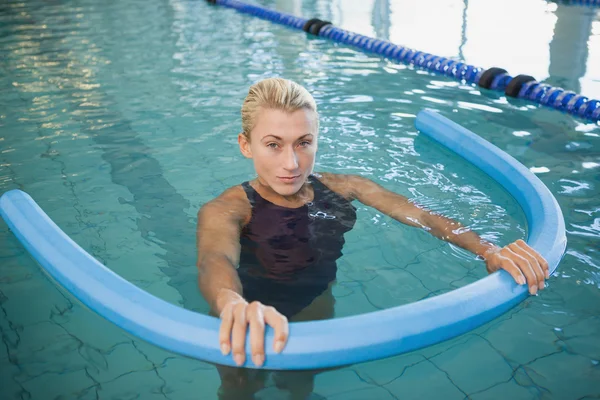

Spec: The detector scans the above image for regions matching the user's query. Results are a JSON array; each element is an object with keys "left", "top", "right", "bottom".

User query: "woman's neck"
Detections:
[{"left": 254, "top": 177, "right": 314, "bottom": 207}]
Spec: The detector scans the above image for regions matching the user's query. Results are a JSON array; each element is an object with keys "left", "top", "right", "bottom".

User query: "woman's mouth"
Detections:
[{"left": 278, "top": 175, "right": 300, "bottom": 183}]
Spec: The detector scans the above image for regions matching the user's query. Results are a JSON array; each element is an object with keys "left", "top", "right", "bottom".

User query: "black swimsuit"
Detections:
[{"left": 237, "top": 175, "right": 357, "bottom": 318}]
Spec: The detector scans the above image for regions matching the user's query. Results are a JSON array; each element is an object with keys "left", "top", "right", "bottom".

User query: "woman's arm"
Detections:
[
  {"left": 323, "top": 173, "right": 548, "bottom": 294},
  {"left": 345, "top": 175, "right": 497, "bottom": 257},
  {"left": 196, "top": 187, "right": 288, "bottom": 367},
  {"left": 196, "top": 188, "right": 248, "bottom": 313}
]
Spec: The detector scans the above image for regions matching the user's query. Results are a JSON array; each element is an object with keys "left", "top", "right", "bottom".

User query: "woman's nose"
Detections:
[{"left": 283, "top": 148, "right": 299, "bottom": 170}]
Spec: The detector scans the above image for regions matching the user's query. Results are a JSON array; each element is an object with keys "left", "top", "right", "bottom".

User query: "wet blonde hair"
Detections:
[{"left": 241, "top": 77, "right": 318, "bottom": 139}]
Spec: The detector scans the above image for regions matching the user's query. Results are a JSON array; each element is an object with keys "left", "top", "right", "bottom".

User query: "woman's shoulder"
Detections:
[
  {"left": 197, "top": 184, "right": 252, "bottom": 224},
  {"left": 313, "top": 172, "right": 377, "bottom": 201}
]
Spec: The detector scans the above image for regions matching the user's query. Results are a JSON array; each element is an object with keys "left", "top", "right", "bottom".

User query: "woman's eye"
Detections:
[
  {"left": 267, "top": 143, "right": 279, "bottom": 149},
  {"left": 299, "top": 141, "right": 311, "bottom": 147}
]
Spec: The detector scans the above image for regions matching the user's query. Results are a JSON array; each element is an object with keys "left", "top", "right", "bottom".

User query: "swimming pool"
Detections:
[{"left": 1, "top": 0, "right": 598, "bottom": 398}]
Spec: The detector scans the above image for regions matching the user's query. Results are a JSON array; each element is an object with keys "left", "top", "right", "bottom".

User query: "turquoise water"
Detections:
[{"left": 1, "top": 0, "right": 599, "bottom": 399}]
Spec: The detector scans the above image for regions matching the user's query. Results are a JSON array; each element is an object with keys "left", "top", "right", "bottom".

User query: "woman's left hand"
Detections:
[{"left": 483, "top": 239, "right": 550, "bottom": 295}]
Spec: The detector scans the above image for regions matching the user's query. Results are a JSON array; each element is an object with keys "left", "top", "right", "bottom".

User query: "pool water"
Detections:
[{"left": 1, "top": 0, "right": 599, "bottom": 399}]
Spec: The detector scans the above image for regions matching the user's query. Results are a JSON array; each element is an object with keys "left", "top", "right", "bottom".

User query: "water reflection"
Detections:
[
  {"left": 372, "top": 0, "right": 391, "bottom": 40},
  {"left": 547, "top": 4, "right": 595, "bottom": 94},
  {"left": 294, "top": 0, "right": 599, "bottom": 99}
]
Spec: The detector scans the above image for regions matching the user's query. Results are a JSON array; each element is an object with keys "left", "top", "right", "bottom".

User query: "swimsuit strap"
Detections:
[
  {"left": 309, "top": 175, "right": 328, "bottom": 196},
  {"left": 310, "top": 174, "right": 349, "bottom": 205},
  {"left": 241, "top": 181, "right": 258, "bottom": 207}
]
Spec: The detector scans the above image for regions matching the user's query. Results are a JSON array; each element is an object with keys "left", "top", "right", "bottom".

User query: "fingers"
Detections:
[
  {"left": 516, "top": 239, "right": 550, "bottom": 278},
  {"left": 231, "top": 302, "right": 248, "bottom": 366},
  {"left": 219, "top": 301, "right": 288, "bottom": 368},
  {"left": 509, "top": 242, "right": 545, "bottom": 290},
  {"left": 219, "top": 304, "right": 234, "bottom": 356},
  {"left": 494, "top": 255, "right": 526, "bottom": 287},
  {"left": 264, "top": 306, "right": 289, "bottom": 353},
  {"left": 504, "top": 247, "right": 539, "bottom": 294},
  {"left": 486, "top": 239, "right": 552, "bottom": 296},
  {"left": 247, "top": 302, "right": 266, "bottom": 367}
]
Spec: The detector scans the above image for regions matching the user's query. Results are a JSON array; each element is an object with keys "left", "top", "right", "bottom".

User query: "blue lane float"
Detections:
[
  {"left": 208, "top": 0, "right": 600, "bottom": 123},
  {"left": 550, "top": 0, "right": 600, "bottom": 6},
  {"left": 0, "top": 110, "right": 566, "bottom": 370}
]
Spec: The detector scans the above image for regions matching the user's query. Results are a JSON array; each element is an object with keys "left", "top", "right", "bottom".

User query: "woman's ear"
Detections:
[{"left": 238, "top": 133, "right": 252, "bottom": 158}]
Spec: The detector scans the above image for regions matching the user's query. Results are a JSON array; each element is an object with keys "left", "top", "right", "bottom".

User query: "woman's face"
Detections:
[{"left": 238, "top": 107, "right": 318, "bottom": 197}]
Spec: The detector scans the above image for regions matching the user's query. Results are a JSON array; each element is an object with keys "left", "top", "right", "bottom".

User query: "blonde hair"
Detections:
[{"left": 241, "top": 77, "right": 318, "bottom": 138}]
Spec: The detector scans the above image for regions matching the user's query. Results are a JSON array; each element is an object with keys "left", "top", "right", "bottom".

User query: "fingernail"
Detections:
[
  {"left": 545, "top": 271, "right": 550, "bottom": 279},
  {"left": 274, "top": 340, "right": 285, "bottom": 353},
  {"left": 530, "top": 285, "right": 538, "bottom": 295},
  {"left": 539, "top": 281, "right": 545, "bottom": 289},
  {"left": 220, "top": 343, "right": 230, "bottom": 355},
  {"left": 234, "top": 353, "right": 244, "bottom": 366},
  {"left": 252, "top": 354, "right": 264, "bottom": 367},
  {"left": 519, "top": 277, "right": 526, "bottom": 285}
]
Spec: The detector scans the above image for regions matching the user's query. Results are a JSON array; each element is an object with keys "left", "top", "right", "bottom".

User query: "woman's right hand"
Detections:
[{"left": 217, "top": 289, "right": 289, "bottom": 367}]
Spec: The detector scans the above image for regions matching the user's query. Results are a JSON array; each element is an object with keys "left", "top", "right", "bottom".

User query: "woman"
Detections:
[{"left": 196, "top": 77, "right": 548, "bottom": 398}]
